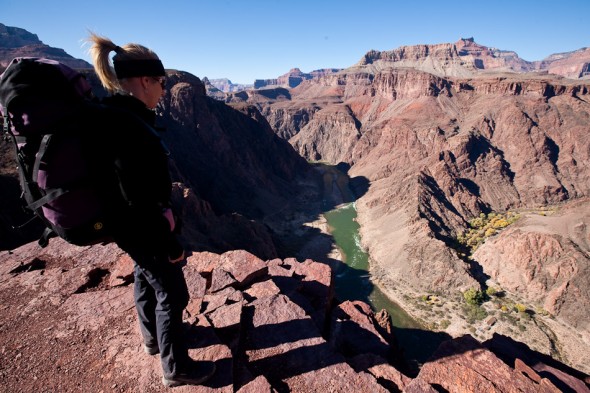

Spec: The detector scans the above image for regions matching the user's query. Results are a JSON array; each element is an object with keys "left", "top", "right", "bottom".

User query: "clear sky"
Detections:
[{"left": 3, "top": 0, "right": 589, "bottom": 84}]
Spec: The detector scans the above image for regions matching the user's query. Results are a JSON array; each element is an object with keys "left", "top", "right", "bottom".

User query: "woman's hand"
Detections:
[{"left": 162, "top": 207, "right": 175, "bottom": 232}]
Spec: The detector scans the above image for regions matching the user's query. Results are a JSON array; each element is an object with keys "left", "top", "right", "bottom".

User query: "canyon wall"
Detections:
[{"left": 234, "top": 49, "right": 590, "bottom": 373}]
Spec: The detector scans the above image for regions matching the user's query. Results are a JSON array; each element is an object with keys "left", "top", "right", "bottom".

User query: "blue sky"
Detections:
[{"left": 3, "top": 0, "right": 589, "bottom": 84}]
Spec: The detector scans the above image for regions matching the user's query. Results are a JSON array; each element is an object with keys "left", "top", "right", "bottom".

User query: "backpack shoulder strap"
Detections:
[
  {"left": 27, "top": 187, "right": 69, "bottom": 211},
  {"left": 32, "top": 134, "right": 52, "bottom": 183}
]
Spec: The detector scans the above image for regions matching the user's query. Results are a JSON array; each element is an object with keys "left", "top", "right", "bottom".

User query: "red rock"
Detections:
[
  {"left": 292, "top": 259, "right": 334, "bottom": 331},
  {"left": 404, "top": 377, "right": 440, "bottom": 393},
  {"left": 186, "top": 251, "right": 221, "bottom": 274},
  {"left": 203, "top": 286, "right": 242, "bottom": 314},
  {"left": 206, "top": 301, "right": 242, "bottom": 329},
  {"left": 206, "top": 300, "right": 244, "bottom": 352},
  {"left": 283, "top": 362, "right": 389, "bottom": 393},
  {"left": 293, "top": 259, "right": 332, "bottom": 289},
  {"left": 219, "top": 250, "right": 268, "bottom": 288},
  {"left": 210, "top": 266, "right": 237, "bottom": 293},
  {"left": 216, "top": 286, "right": 245, "bottom": 303},
  {"left": 244, "top": 279, "right": 281, "bottom": 300},
  {"left": 515, "top": 358, "right": 544, "bottom": 384},
  {"left": 413, "top": 335, "right": 561, "bottom": 392},
  {"left": 330, "top": 300, "right": 393, "bottom": 360},
  {"left": 243, "top": 294, "right": 387, "bottom": 392},
  {"left": 484, "top": 333, "right": 590, "bottom": 393},
  {"left": 267, "top": 263, "right": 294, "bottom": 278},
  {"left": 1, "top": 242, "right": 588, "bottom": 392},
  {"left": 349, "top": 353, "right": 412, "bottom": 392},
  {"left": 183, "top": 265, "right": 207, "bottom": 318},
  {"left": 236, "top": 375, "right": 276, "bottom": 393},
  {"left": 108, "top": 254, "right": 134, "bottom": 288},
  {"left": 184, "top": 315, "right": 234, "bottom": 392}
]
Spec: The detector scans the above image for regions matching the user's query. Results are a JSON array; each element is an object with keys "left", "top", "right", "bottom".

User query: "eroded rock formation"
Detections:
[
  {"left": 2, "top": 25, "right": 590, "bottom": 389},
  {"left": 232, "top": 39, "right": 590, "bottom": 375}
]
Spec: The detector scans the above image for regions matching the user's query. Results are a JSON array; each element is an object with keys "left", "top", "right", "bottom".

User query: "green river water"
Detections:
[{"left": 324, "top": 202, "right": 445, "bottom": 372}]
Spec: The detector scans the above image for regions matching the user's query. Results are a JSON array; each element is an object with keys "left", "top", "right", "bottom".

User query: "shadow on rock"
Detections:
[
  {"left": 484, "top": 333, "right": 590, "bottom": 393},
  {"left": 390, "top": 326, "right": 451, "bottom": 377}
]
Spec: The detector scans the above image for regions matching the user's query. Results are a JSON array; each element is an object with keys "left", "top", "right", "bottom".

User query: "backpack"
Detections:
[{"left": 0, "top": 57, "right": 118, "bottom": 247}]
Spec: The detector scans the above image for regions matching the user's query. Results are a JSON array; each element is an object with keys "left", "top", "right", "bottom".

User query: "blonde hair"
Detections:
[{"left": 86, "top": 32, "right": 161, "bottom": 93}]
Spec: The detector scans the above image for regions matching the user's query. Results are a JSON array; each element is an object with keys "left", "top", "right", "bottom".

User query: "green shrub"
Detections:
[
  {"left": 463, "top": 304, "right": 488, "bottom": 323},
  {"left": 486, "top": 287, "right": 498, "bottom": 297},
  {"left": 463, "top": 288, "right": 485, "bottom": 306},
  {"left": 440, "top": 319, "right": 451, "bottom": 329},
  {"left": 536, "top": 307, "right": 550, "bottom": 317}
]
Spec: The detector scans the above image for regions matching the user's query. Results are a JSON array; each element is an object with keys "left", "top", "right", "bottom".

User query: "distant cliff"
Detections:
[
  {"left": 254, "top": 67, "right": 341, "bottom": 89},
  {"left": 0, "top": 23, "right": 91, "bottom": 70},
  {"left": 204, "top": 69, "right": 342, "bottom": 95},
  {"left": 357, "top": 37, "right": 590, "bottom": 79},
  {"left": 207, "top": 77, "right": 253, "bottom": 93}
]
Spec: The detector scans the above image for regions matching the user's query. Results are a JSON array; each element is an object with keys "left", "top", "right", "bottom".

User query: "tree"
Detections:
[{"left": 463, "top": 288, "right": 485, "bottom": 306}]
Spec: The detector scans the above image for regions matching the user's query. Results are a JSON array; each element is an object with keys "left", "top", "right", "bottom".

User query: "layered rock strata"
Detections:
[{"left": 233, "top": 47, "right": 590, "bottom": 374}]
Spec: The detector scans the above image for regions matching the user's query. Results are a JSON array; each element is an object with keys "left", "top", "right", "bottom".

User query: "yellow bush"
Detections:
[
  {"left": 492, "top": 218, "right": 509, "bottom": 229},
  {"left": 457, "top": 211, "right": 520, "bottom": 254},
  {"left": 486, "top": 287, "right": 498, "bottom": 296}
]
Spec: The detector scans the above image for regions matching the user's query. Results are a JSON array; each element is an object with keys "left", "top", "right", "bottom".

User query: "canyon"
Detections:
[
  {"left": 226, "top": 38, "right": 590, "bottom": 376},
  {"left": 1, "top": 23, "right": 590, "bottom": 391}
]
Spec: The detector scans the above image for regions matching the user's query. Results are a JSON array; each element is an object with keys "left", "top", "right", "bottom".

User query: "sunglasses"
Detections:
[{"left": 152, "top": 77, "right": 166, "bottom": 89}]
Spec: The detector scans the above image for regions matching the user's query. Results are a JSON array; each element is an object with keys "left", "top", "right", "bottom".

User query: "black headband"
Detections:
[{"left": 113, "top": 59, "right": 165, "bottom": 79}]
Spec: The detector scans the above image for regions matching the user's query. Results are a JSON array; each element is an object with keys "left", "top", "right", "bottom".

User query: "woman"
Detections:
[{"left": 87, "top": 33, "right": 215, "bottom": 388}]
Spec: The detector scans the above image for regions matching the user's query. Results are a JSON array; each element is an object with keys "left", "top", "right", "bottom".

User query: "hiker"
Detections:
[{"left": 86, "top": 33, "right": 215, "bottom": 387}]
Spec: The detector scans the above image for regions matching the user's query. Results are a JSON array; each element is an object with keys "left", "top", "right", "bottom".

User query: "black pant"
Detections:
[{"left": 129, "top": 250, "right": 190, "bottom": 377}]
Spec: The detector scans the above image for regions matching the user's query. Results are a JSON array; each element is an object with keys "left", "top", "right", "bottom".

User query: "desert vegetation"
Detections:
[
  {"left": 463, "top": 288, "right": 485, "bottom": 306},
  {"left": 456, "top": 212, "right": 520, "bottom": 253}
]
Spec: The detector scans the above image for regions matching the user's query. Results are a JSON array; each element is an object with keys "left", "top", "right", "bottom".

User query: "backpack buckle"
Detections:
[
  {"left": 2, "top": 114, "right": 9, "bottom": 136},
  {"left": 2, "top": 115, "right": 15, "bottom": 143}
]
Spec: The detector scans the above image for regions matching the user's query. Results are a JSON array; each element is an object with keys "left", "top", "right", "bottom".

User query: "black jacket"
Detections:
[{"left": 101, "top": 94, "right": 182, "bottom": 260}]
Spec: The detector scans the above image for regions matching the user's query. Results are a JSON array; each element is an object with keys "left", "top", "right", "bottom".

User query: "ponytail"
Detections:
[{"left": 86, "top": 32, "right": 121, "bottom": 93}]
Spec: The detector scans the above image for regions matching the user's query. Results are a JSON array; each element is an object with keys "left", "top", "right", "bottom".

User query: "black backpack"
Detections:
[{"left": 0, "top": 57, "right": 118, "bottom": 247}]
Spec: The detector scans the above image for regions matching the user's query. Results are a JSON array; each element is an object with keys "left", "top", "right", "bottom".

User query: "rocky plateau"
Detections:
[{"left": 1, "top": 236, "right": 589, "bottom": 392}]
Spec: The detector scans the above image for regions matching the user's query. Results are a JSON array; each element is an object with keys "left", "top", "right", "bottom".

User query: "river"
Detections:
[
  {"left": 324, "top": 203, "right": 419, "bottom": 328},
  {"left": 320, "top": 166, "right": 445, "bottom": 373}
]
